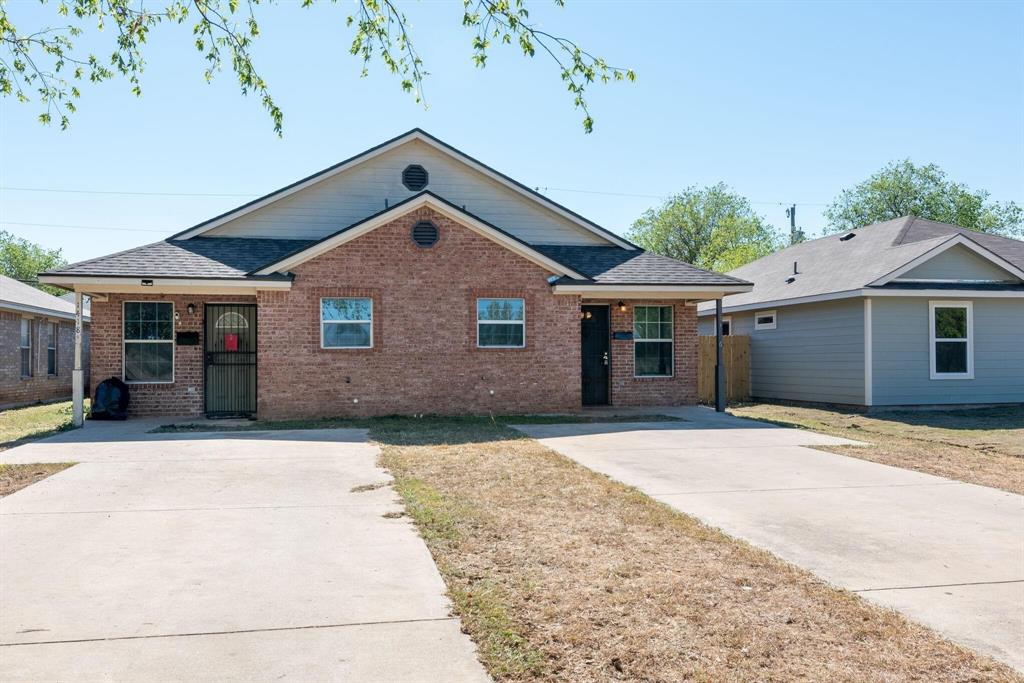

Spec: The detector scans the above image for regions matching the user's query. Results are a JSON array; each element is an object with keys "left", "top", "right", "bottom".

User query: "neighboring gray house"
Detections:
[{"left": 697, "top": 217, "right": 1024, "bottom": 406}]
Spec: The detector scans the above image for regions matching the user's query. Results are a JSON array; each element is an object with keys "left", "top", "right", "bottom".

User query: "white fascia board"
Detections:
[
  {"left": 869, "top": 234, "right": 1024, "bottom": 286},
  {"left": 696, "top": 289, "right": 865, "bottom": 315},
  {"left": 173, "top": 130, "right": 632, "bottom": 249},
  {"left": 696, "top": 285, "right": 1024, "bottom": 316},
  {"left": 553, "top": 283, "right": 752, "bottom": 300},
  {"left": 255, "top": 194, "right": 587, "bottom": 280},
  {"left": 37, "top": 275, "right": 291, "bottom": 295}
]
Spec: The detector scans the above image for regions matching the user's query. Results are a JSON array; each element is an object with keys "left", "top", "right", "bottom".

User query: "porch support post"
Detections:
[
  {"left": 72, "top": 291, "right": 84, "bottom": 427},
  {"left": 714, "top": 298, "right": 726, "bottom": 413}
]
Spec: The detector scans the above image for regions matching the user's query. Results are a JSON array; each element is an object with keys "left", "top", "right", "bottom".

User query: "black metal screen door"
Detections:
[
  {"left": 581, "top": 305, "right": 610, "bottom": 405},
  {"left": 204, "top": 304, "right": 257, "bottom": 417}
]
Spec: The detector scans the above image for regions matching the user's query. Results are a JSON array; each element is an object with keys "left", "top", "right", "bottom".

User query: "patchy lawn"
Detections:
[
  {"left": 0, "top": 463, "right": 73, "bottom": 497},
  {"left": 730, "top": 403, "right": 1024, "bottom": 496},
  {"left": 151, "top": 413, "right": 683, "bottom": 433},
  {"left": 371, "top": 417, "right": 1019, "bottom": 682},
  {"left": 0, "top": 400, "right": 88, "bottom": 451}
]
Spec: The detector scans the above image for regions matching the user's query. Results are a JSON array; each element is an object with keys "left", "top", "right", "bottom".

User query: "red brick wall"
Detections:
[
  {"left": 257, "top": 207, "right": 582, "bottom": 418},
  {"left": 1, "top": 310, "right": 90, "bottom": 408},
  {"left": 89, "top": 295, "right": 254, "bottom": 416},
  {"left": 595, "top": 300, "right": 698, "bottom": 407},
  {"left": 80, "top": 210, "right": 701, "bottom": 418}
]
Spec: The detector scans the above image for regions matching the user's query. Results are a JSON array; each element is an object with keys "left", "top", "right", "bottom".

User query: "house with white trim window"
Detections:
[{"left": 697, "top": 217, "right": 1024, "bottom": 406}]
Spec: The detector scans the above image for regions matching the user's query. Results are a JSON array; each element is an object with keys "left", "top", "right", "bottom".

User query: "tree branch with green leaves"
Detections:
[{"left": 0, "top": 0, "right": 634, "bottom": 134}]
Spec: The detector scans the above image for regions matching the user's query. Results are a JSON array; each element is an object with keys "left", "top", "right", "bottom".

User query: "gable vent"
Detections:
[
  {"left": 411, "top": 220, "right": 439, "bottom": 248},
  {"left": 402, "top": 164, "right": 429, "bottom": 191}
]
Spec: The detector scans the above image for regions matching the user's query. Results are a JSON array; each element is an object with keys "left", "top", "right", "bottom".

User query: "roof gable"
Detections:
[
  {"left": 869, "top": 234, "right": 1024, "bottom": 286},
  {"left": 252, "top": 192, "right": 588, "bottom": 279},
  {"left": 174, "top": 129, "right": 633, "bottom": 249},
  {"left": 698, "top": 217, "right": 1024, "bottom": 313}
]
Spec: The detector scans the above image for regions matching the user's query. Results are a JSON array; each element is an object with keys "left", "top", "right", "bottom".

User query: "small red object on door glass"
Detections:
[{"left": 224, "top": 333, "right": 239, "bottom": 352}]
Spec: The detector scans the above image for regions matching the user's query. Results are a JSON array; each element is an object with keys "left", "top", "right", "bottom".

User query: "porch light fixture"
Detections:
[
  {"left": 187, "top": 303, "right": 196, "bottom": 315},
  {"left": 617, "top": 301, "right": 627, "bottom": 313}
]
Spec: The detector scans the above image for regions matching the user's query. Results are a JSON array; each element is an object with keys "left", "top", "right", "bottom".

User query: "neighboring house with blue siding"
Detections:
[{"left": 697, "top": 217, "right": 1024, "bottom": 406}]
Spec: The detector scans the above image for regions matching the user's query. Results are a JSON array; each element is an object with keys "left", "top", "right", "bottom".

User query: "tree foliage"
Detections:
[
  {"left": 0, "top": 231, "right": 68, "bottom": 295},
  {"left": 0, "top": 0, "right": 635, "bottom": 134},
  {"left": 628, "top": 184, "right": 783, "bottom": 273},
  {"left": 824, "top": 160, "right": 1023, "bottom": 238}
]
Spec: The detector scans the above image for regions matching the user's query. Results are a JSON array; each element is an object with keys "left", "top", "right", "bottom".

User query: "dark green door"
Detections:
[
  {"left": 204, "top": 303, "right": 257, "bottom": 417},
  {"left": 581, "top": 305, "right": 610, "bottom": 405}
]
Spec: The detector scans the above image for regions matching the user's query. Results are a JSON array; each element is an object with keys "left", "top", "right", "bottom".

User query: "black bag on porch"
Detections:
[{"left": 91, "top": 377, "right": 130, "bottom": 420}]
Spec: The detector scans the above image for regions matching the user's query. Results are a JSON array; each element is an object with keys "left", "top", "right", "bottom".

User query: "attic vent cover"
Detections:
[
  {"left": 411, "top": 220, "right": 439, "bottom": 248},
  {"left": 402, "top": 164, "right": 429, "bottom": 191},
  {"left": 839, "top": 232, "right": 856, "bottom": 241}
]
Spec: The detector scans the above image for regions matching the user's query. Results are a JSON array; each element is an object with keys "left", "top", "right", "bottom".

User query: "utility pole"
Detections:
[{"left": 785, "top": 205, "right": 804, "bottom": 244}]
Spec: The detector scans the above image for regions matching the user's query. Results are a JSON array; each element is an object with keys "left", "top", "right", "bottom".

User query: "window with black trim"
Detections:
[
  {"left": 47, "top": 321, "right": 58, "bottom": 375},
  {"left": 634, "top": 305, "right": 673, "bottom": 377},
  {"left": 123, "top": 302, "right": 174, "bottom": 383},
  {"left": 477, "top": 298, "right": 525, "bottom": 348}
]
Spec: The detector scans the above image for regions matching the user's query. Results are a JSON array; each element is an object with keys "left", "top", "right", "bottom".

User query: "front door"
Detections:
[
  {"left": 204, "top": 304, "right": 257, "bottom": 417},
  {"left": 581, "top": 305, "right": 610, "bottom": 405}
]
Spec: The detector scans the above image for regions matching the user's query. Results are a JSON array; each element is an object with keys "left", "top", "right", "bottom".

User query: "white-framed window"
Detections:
[
  {"left": 929, "top": 301, "right": 973, "bottom": 380},
  {"left": 634, "top": 305, "right": 673, "bottom": 377},
  {"left": 19, "top": 318, "right": 33, "bottom": 377},
  {"left": 477, "top": 298, "right": 525, "bottom": 348},
  {"left": 47, "top": 321, "right": 58, "bottom": 376},
  {"left": 721, "top": 316, "right": 732, "bottom": 336},
  {"left": 754, "top": 310, "right": 777, "bottom": 330},
  {"left": 321, "top": 297, "right": 373, "bottom": 348},
  {"left": 123, "top": 302, "right": 175, "bottom": 383}
]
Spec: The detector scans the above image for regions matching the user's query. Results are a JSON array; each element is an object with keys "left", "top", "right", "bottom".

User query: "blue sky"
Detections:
[{"left": 1, "top": 0, "right": 1022, "bottom": 264}]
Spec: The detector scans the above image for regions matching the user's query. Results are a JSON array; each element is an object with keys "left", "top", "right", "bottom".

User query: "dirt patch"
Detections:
[
  {"left": 731, "top": 404, "right": 1024, "bottom": 495},
  {"left": 373, "top": 418, "right": 1020, "bottom": 682},
  {"left": 0, "top": 463, "right": 73, "bottom": 497}
]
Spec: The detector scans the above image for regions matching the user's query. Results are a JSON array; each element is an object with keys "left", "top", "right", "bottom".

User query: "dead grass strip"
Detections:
[{"left": 373, "top": 419, "right": 1021, "bottom": 682}]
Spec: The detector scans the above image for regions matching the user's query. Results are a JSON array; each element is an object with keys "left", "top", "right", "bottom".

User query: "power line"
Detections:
[
  {"left": 5, "top": 183, "right": 830, "bottom": 206},
  {"left": 536, "top": 185, "right": 829, "bottom": 206},
  {"left": 0, "top": 185, "right": 257, "bottom": 198},
  {"left": 1, "top": 221, "right": 171, "bottom": 234}
]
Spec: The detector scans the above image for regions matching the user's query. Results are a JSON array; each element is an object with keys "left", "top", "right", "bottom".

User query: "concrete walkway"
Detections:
[
  {"left": 517, "top": 407, "right": 1024, "bottom": 671},
  {"left": 0, "top": 422, "right": 489, "bottom": 682}
]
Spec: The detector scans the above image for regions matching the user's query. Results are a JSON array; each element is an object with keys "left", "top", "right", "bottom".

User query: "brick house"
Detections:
[
  {"left": 1, "top": 275, "right": 90, "bottom": 409},
  {"left": 40, "top": 130, "right": 750, "bottom": 419}
]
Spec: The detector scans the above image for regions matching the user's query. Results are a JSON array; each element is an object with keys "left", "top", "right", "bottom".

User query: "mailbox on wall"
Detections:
[{"left": 176, "top": 331, "right": 200, "bottom": 346}]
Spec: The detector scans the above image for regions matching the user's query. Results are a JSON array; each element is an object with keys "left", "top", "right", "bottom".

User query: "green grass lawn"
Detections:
[{"left": 0, "top": 400, "right": 88, "bottom": 451}]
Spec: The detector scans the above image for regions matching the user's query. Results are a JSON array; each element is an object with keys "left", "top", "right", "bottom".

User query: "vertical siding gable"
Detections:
[
  {"left": 899, "top": 244, "right": 1019, "bottom": 282},
  {"left": 205, "top": 139, "right": 611, "bottom": 246}
]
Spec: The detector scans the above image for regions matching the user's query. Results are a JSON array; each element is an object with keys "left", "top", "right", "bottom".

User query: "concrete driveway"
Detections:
[
  {"left": 0, "top": 422, "right": 488, "bottom": 682},
  {"left": 517, "top": 408, "right": 1024, "bottom": 671}
]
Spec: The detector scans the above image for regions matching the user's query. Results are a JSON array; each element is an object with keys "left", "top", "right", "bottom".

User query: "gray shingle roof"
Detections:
[
  {"left": 697, "top": 216, "right": 1024, "bottom": 313},
  {"left": 49, "top": 238, "right": 316, "bottom": 278},
  {"left": 0, "top": 274, "right": 87, "bottom": 320},
  {"left": 534, "top": 245, "right": 750, "bottom": 286}
]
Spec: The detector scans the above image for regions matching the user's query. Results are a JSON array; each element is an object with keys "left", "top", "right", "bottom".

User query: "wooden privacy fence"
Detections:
[{"left": 697, "top": 335, "right": 751, "bottom": 404}]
